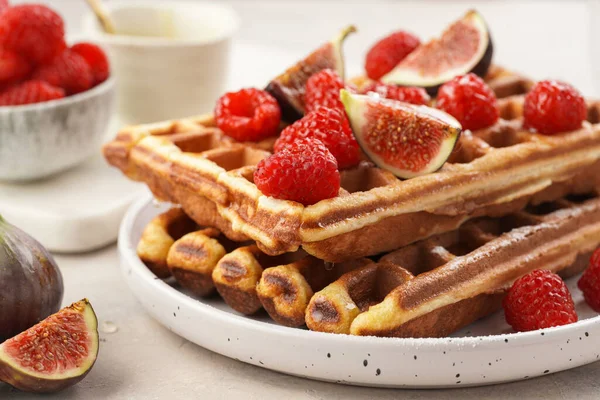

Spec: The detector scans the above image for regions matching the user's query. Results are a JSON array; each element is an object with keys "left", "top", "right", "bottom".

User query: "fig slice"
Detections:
[
  {"left": 381, "top": 10, "right": 493, "bottom": 95},
  {"left": 341, "top": 89, "right": 461, "bottom": 179},
  {"left": 0, "top": 299, "right": 99, "bottom": 394},
  {"left": 265, "top": 25, "right": 356, "bottom": 121}
]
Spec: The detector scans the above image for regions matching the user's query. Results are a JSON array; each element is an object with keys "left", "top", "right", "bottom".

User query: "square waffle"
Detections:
[
  {"left": 139, "top": 193, "right": 600, "bottom": 337},
  {"left": 137, "top": 206, "right": 370, "bottom": 326},
  {"left": 105, "top": 66, "right": 600, "bottom": 262},
  {"left": 307, "top": 194, "right": 600, "bottom": 337}
]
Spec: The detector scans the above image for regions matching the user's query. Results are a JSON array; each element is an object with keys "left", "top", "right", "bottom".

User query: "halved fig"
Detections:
[
  {"left": 265, "top": 25, "right": 355, "bottom": 121},
  {"left": 381, "top": 10, "right": 493, "bottom": 95},
  {"left": 0, "top": 299, "right": 99, "bottom": 393},
  {"left": 341, "top": 89, "right": 461, "bottom": 179}
]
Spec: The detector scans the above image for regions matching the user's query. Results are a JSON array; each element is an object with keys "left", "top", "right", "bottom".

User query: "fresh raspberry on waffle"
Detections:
[
  {"left": 365, "top": 30, "right": 420, "bottom": 81},
  {"left": 304, "top": 68, "right": 347, "bottom": 113},
  {"left": 274, "top": 107, "right": 361, "bottom": 169},
  {"left": 254, "top": 137, "right": 340, "bottom": 205},
  {"left": 503, "top": 270, "right": 577, "bottom": 332},
  {"left": 578, "top": 248, "right": 600, "bottom": 312},
  {"left": 214, "top": 88, "right": 281, "bottom": 142},
  {"left": 436, "top": 73, "right": 499, "bottom": 130},
  {"left": 523, "top": 80, "right": 587, "bottom": 135}
]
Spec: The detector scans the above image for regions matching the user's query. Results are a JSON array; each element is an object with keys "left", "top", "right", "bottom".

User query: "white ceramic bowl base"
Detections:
[
  {"left": 119, "top": 197, "right": 600, "bottom": 388},
  {"left": 0, "top": 77, "right": 116, "bottom": 181}
]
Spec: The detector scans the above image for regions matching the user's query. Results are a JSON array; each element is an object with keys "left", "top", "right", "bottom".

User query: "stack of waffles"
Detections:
[{"left": 104, "top": 65, "right": 600, "bottom": 338}]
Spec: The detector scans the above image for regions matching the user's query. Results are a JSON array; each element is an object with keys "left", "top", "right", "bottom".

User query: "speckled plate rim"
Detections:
[{"left": 118, "top": 196, "right": 600, "bottom": 388}]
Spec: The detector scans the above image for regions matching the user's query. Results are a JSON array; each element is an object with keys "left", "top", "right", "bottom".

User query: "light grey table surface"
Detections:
[{"left": 2, "top": 1, "right": 600, "bottom": 399}]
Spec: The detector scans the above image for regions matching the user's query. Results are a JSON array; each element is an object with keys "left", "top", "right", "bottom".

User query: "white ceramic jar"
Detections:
[{"left": 83, "top": 0, "right": 239, "bottom": 124}]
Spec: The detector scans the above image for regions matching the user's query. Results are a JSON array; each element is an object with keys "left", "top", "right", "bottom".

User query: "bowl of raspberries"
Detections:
[{"left": 0, "top": 2, "right": 115, "bottom": 181}]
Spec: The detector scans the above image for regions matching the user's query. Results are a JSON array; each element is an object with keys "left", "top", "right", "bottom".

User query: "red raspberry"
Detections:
[
  {"left": 523, "top": 80, "right": 587, "bottom": 135},
  {"left": 578, "top": 248, "right": 600, "bottom": 312},
  {"left": 33, "top": 50, "right": 94, "bottom": 95},
  {"left": 305, "top": 69, "right": 346, "bottom": 113},
  {"left": 0, "top": 0, "right": 9, "bottom": 13},
  {"left": 0, "top": 80, "right": 65, "bottom": 106},
  {"left": 71, "top": 42, "right": 110, "bottom": 85},
  {"left": 0, "top": 5, "right": 66, "bottom": 64},
  {"left": 503, "top": 269, "right": 577, "bottom": 332},
  {"left": 274, "top": 107, "right": 361, "bottom": 169},
  {"left": 254, "top": 138, "right": 340, "bottom": 205},
  {"left": 215, "top": 88, "right": 281, "bottom": 142},
  {"left": 365, "top": 31, "right": 420, "bottom": 81},
  {"left": 436, "top": 73, "right": 499, "bottom": 131},
  {"left": 0, "top": 48, "right": 31, "bottom": 85},
  {"left": 361, "top": 82, "right": 430, "bottom": 105}
]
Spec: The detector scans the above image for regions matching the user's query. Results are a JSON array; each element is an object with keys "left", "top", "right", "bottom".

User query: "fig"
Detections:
[
  {"left": 381, "top": 10, "right": 493, "bottom": 95},
  {"left": 0, "top": 215, "right": 64, "bottom": 342},
  {"left": 341, "top": 89, "right": 461, "bottom": 179},
  {"left": 265, "top": 25, "right": 355, "bottom": 121},
  {"left": 0, "top": 299, "right": 99, "bottom": 393}
]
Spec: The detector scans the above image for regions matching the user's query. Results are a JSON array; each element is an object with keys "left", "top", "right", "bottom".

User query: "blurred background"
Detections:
[{"left": 11, "top": 0, "right": 599, "bottom": 95}]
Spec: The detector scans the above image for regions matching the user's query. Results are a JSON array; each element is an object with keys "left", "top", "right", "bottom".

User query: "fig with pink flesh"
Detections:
[
  {"left": 381, "top": 10, "right": 493, "bottom": 95},
  {"left": 265, "top": 25, "right": 355, "bottom": 121},
  {"left": 341, "top": 89, "right": 461, "bottom": 179},
  {"left": 0, "top": 215, "right": 64, "bottom": 342},
  {"left": 0, "top": 299, "right": 99, "bottom": 393}
]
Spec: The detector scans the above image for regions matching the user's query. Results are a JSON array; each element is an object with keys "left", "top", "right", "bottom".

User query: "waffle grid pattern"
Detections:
[
  {"left": 139, "top": 194, "right": 600, "bottom": 338},
  {"left": 105, "top": 66, "right": 600, "bottom": 262}
]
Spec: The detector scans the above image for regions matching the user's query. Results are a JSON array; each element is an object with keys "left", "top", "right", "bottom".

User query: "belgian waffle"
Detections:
[
  {"left": 137, "top": 208, "right": 370, "bottom": 326},
  {"left": 140, "top": 194, "right": 600, "bottom": 337},
  {"left": 106, "top": 65, "right": 600, "bottom": 262},
  {"left": 306, "top": 194, "right": 600, "bottom": 337}
]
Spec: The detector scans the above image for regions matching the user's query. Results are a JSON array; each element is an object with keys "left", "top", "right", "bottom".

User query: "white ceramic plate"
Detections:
[{"left": 119, "top": 196, "right": 600, "bottom": 388}]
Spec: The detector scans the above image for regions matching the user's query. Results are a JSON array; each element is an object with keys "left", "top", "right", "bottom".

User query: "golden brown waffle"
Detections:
[
  {"left": 111, "top": 66, "right": 600, "bottom": 262},
  {"left": 138, "top": 208, "right": 370, "bottom": 326},
  {"left": 142, "top": 195, "right": 600, "bottom": 337},
  {"left": 137, "top": 208, "right": 198, "bottom": 278},
  {"left": 137, "top": 206, "right": 241, "bottom": 295},
  {"left": 306, "top": 194, "right": 600, "bottom": 337}
]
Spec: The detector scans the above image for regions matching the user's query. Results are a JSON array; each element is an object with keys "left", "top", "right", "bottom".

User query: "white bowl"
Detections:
[
  {"left": 83, "top": 0, "right": 239, "bottom": 125},
  {"left": 0, "top": 76, "right": 116, "bottom": 182},
  {"left": 118, "top": 196, "right": 600, "bottom": 388}
]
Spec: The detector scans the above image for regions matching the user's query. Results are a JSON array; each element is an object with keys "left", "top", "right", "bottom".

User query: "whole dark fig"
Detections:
[{"left": 0, "top": 215, "right": 64, "bottom": 342}]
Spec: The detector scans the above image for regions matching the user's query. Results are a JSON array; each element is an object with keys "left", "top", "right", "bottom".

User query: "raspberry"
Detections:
[
  {"left": 71, "top": 42, "right": 110, "bottom": 85},
  {"left": 305, "top": 69, "right": 346, "bottom": 113},
  {"left": 0, "top": 5, "right": 66, "bottom": 64},
  {"left": 436, "top": 73, "right": 499, "bottom": 131},
  {"left": 578, "top": 248, "right": 600, "bottom": 312},
  {"left": 0, "top": 80, "right": 65, "bottom": 106},
  {"left": 254, "top": 138, "right": 340, "bottom": 205},
  {"left": 365, "top": 31, "right": 420, "bottom": 81},
  {"left": 274, "top": 107, "right": 361, "bottom": 169},
  {"left": 0, "top": 0, "right": 9, "bottom": 13},
  {"left": 33, "top": 50, "right": 94, "bottom": 95},
  {"left": 503, "top": 269, "right": 577, "bottom": 332},
  {"left": 361, "top": 82, "right": 430, "bottom": 105},
  {"left": 523, "top": 80, "right": 587, "bottom": 135},
  {"left": 0, "top": 48, "right": 31, "bottom": 85},
  {"left": 215, "top": 88, "right": 281, "bottom": 142}
]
